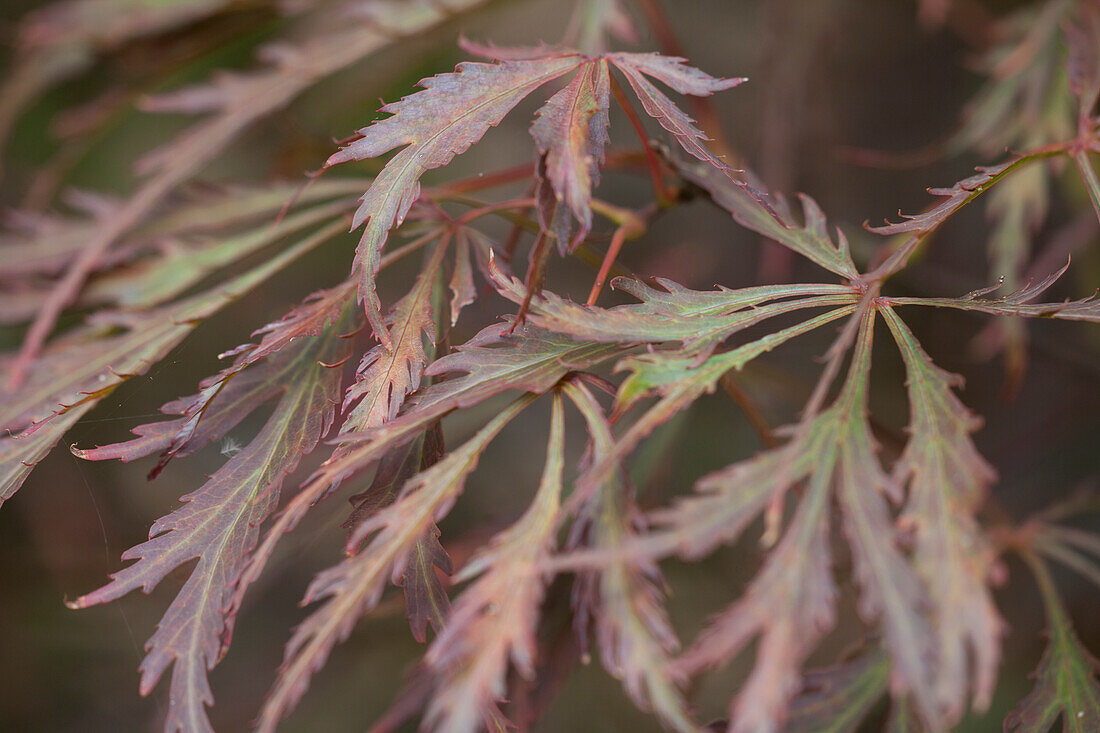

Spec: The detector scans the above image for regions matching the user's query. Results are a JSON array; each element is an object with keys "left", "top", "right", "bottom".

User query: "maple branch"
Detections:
[
  {"left": 587, "top": 225, "right": 631, "bottom": 306},
  {"left": 514, "top": 229, "right": 552, "bottom": 328},
  {"left": 586, "top": 200, "right": 651, "bottom": 305}
]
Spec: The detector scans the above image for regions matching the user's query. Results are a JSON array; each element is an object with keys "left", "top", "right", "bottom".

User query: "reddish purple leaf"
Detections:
[
  {"left": 67, "top": 325, "right": 349, "bottom": 733},
  {"left": 325, "top": 54, "right": 584, "bottom": 346},
  {"left": 530, "top": 59, "right": 611, "bottom": 252},
  {"left": 609, "top": 52, "right": 745, "bottom": 173}
]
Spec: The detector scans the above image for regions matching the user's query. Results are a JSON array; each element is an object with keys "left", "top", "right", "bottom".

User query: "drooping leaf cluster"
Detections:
[{"left": 1, "top": 1, "right": 1099, "bottom": 732}]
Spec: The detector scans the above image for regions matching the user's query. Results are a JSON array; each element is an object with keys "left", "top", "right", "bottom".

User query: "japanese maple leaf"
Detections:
[{"left": 324, "top": 47, "right": 743, "bottom": 346}]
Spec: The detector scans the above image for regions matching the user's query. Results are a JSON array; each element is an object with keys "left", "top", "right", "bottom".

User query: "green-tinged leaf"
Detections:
[
  {"left": 1, "top": 193, "right": 127, "bottom": 281},
  {"left": 0, "top": 220, "right": 348, "bottom": 504},
  {"left": 887, "top": 697, "right": 925, "bottom": 733},
  {"left": 564, "top": 381, "right": 700, "bottom": 733},
  {"left": 6, "top": 0, "right": 493, "bottom": 385},
  {"left": 0, "top": 177, "right": 363, "bottom": 283},
  {"left": 1034, "top": 538, "right": 1100, "bottom": 593},
  {"left": 1039, "top": 525, "right": 1100, "bottom": 567},
  {"left": 256, "top": 394, "right": 535, "bottom": 733},
  {"left": 666, "top": 151, "right": 858, "bottom": 278},
  {"left": 867, "top": 157, "right": 1039, "bottom": 237},
  {"left": 1032, "top": 521, "right": 1100, "bottom": 593},
  {"left": 490, "top": 252, "right": 857, "bottom": 352},
  {"left": 325, "top": 54, "right": 584, "bottom": 345},
  {"left": 0, "top": 182, "right": 367, "bottom": 327},
  {"left": 666, "top": 306, "right": 948, "bottom": 730},
  {"left": 885, "top": 261, "right": 1100, "bottom": 322},
  {"left": 531, "top": 59, "right": 611, "bottom": 252},
  {"left": 424, "top": 393, "right": 567, "bottom": 733},
  {"left": 949, "top": 0, "right": 1074, "bottom": 156},
  {"left": 880, "top": 305, "right": 1003, "bottom": 715},
  {"left": 674, "top": 458, "right": 836, "bottom": 732},
  {"left": 91, "top": 199, "right": 355, "bottom": 310},
  {"left": 0, "top": 0, "right": 234, "bottom": 165},
  {"left": 560, "top": 306, "right": 854, "bottom": 554},
  {"left": 785, "top": 648, "right": 890, "bottom": 733},
  {"left": 830, "top": 309, "right": 938, "bottom": 725},
  {"left": 1005, "top": 553, "right": 1100, "bottom": 733},
  {"left": 66, "top": 320, "right": 350, "bottom": 733}
]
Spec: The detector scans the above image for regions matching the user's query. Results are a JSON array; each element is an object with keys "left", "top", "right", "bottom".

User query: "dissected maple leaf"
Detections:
[
  {"left": 544, "top": 306, "right": 855, "bottom": 531},
  {"left": 324, "top": 54, "right": 585, "bottom": 346},
  {"left": 667, "top": 150, "right": 858, "bottom": 279},
  {"left": 880, "top": 305, "right": 1003, "bottom": 717},
  {"left": 1, "top": 220, "right": 347, "bottom": 504},
  {"left": 327, "top": 46, "right": 743, "bottom": 344},
  {"left": 342, "top": 237, "right": 449, "bottom": 432},
  {"left": 490, "top": 251, "right": 858, "bottom": 354},
  {"left": 885, "top": 260, "right": 1100, "bottom": 322},
  {"left": 256, "top": 394, "right": 536, "bottom": 732},
  {"left": 1005, "top": 553, "right": 1100, "bottom": 733},
  {"left": 530, "top": 58, "right": 611, "bottom": 253},
  {"left": 564, "top": 380, "right": 697, "bottom": 732},
  {"left": 784, "top": 647, "right": 890, "bottom": 733},
  {"left": 221, "top": 320, "right": 625, "bottom": 661},
  {"left": 424, "top": 393, "right": 567, "bottom": 732},
  {"left": 662, "top": 308, "right": 944, "bottom": 732},
  {"left": 67, "top": 320, "right": 350, "bottom": 733}
]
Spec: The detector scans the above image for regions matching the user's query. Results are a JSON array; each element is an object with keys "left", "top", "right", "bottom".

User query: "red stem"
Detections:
[
  {"left": 586, "top": 225, "right": 630, "bottom": 305},
  {"left": 455, "top": 197, "right": 538, "bottom": 225}
]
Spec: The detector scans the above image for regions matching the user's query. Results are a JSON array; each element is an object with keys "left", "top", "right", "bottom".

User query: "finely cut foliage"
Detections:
[{"left": 1, "top": 1, "right": 1099, "bottom": 732}]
